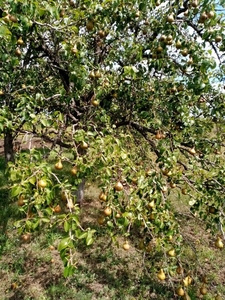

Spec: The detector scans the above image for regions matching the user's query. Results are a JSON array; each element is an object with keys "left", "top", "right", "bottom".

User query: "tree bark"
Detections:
[
  {"left": 75, "top": 178, "right": 85, "bottom": 205},
  {"left": 4, "top": 129, "right": 14, "bottom": 162}
]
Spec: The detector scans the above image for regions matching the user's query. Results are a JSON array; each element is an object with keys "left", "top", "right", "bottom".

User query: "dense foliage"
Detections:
[{"left": 0, "top": 0, "right": 225, "bottom": 296}]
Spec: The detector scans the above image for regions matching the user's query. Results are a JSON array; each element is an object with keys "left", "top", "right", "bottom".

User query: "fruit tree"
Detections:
[{"left": 0, "top": 0, "right": 225, "bottom": 296}]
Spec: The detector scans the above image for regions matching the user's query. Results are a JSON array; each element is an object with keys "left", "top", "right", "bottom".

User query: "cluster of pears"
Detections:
[
  {"left": 97, "top": 181, "right": 124, "bottom": 226},
  {"left": 89, "top": 70, "right": 102, "bottom": 79}
]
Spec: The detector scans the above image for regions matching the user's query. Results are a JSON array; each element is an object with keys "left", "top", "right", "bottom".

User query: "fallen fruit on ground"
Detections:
[
  {"left": 123, "top": 241, "right": 130, "bottom": 251},
  {"left": 215, "top": 237, "right": 224, "bottom": 249},
  {"left": 21, "top": 233, "right": 31, "bottom": 242}
]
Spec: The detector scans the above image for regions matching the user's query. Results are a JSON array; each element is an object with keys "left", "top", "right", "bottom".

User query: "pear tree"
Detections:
[{"left": 0, "top": 0, "right": 224, "bottom": 295}]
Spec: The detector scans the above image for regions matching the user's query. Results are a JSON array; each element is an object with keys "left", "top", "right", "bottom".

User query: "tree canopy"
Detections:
[{"left": 0, "top": 0, "right": 225, "bottom": 295}]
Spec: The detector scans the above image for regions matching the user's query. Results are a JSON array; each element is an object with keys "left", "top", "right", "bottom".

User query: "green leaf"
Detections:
[
  {"left": 0, "top": 25, "right": 11, "bottom": 38},
  {"left": 86, "top": 236, "right": 94, "bottom": 246},
  {"left": 11, "top": 185, "right": 22, "bottom": 197},
  {"left": 29, "top": 176, "right": 36, "bottom": 185},
  {"left": 40, "top": 118, "right": 49, "bottom": 127},
  {"left": 32, "top": 219, "right": 40, "bottom": 229},
  {"left": 44, "top": 207, "right": 53, "bottom": 216},
  {"left": 139, "top": 2, "right": 146, "bottom": 11},
  {"left": 41, "top": 218, "right": 50, "bottom": 223},
  {"left": 86, "top": 230, "right": 95, "bottom": 246},
  {"left": 107, "top": 220, "right": 114, "bottom": 228},
  {"left": 63, "top": 265, "right": 76, "bottom": 278},
  {"left": 58, "top": 237, "right": 71, "bottom": 251},
  {"left": 64, "top": 220, "right": 70, "bottom": 232},
  {"left": 77, "top": 231, "right": 87, "bottom": 240}
]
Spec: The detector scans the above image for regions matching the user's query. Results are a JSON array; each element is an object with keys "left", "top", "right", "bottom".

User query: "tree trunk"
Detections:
[
  {"left": 75, "top": 178, "right": 85, "bottom": 205},
  {"left": 4, "top": 129, "right": 14, "bottom": 162},
  {"left": 74, "top": 147, "right": 87, "bottom": 205}
]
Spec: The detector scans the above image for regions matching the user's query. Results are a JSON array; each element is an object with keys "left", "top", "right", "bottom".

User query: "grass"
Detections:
[{"left": 0, "top": 154, "right": 225, "bottom": 300}]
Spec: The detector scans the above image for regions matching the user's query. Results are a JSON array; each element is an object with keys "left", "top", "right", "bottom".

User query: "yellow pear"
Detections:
[
  {"left": 123, "top": 241, "right": 130, "bottom": 251},
  {"left": 91, "top": 99, "right": 99, "bottom": 106},
  {"left": 200, "top": 285, "right": 207, "bottom": 295},
  {"left": 61, "top": 191, "right": 67, "bottom": 202},
  {"left": 168, "top": 235, "right": 173, "bottom": 241},
  {"left": 148, "top": 200, "right": 155, "bottom": 209},
  {"left": 17, "top": 37, "right": 24, "bottom": 45},
  {"left": 97, "top": 216, "right": 105, "bottom": 225},
  {"left": 9, "top": 15, "right": 18, "bottom": 22},
  {"left": 95, "top": 70, "right": 101, "bottom": 78},
  {"left": 170, "top": 182, "right": 176, "bottom": 188},
  {"left": 15, "top": 48, "right": 22, "bottom": 57},
  {"left": 161, "top": 186, "right": 168, "bottom": 193},
  {"left": 157, "top": 269, "right": 166, "bottom": 281},
  {"left": 138, "top": 240, "right": 145, "bottom": 250},
  {"left": 71, "top": 166, "right": 78, "bottom": 175},
  {"left": 99, "top": 191, "right": 107, "bottom": 201},
  {"left": 215, "top": 237, "right": 224, "bottom": 249},
  {"left": 71, "top": 45, "right": 78, "bottom": 55},
  {"left": 114, "top": 181, "right": 123, "bottom": 191},
  {"left": 55, "top": 160, "right": 63, "bottom": 170},
  {"left": 167, "top": 14, "right": 174, "bottom": 23},
  {"left": 97, "top": 30, "right": 105, "bottom": 38},
  {"left": 189, "top": 147, "right": 196, "bottom": 155},
  {"left": 38, "top": 179, "right": 47, "bottom": 188},
  {"left": 176, "top": 266, "right": 183, "bottom": 274},
  {"left": 103, "top": 207, "right": 112, "bottom": 216},
  {"left": 18, "top": 195, "right": 25, "bottom": 206},
  {"left": 176, "top": 40, "right": 182, "bottom": 49},
  {"left": 183, "top": 275, "right": 192, "bottom": 287},
  {"left": 176, "top": 287, "right": 185, "bottom": 296},
  {"left": 191, "top": 0, "right": 198, "bottom": 8},
  {"left": 80, "top": 141, "right": 88, "bottom": 149},
  {"left": 167, "top": 248, "right": 176, "bottom": 257},
  {"left": 201, "top": 275, "right": 208, "bottom": 284},
  {"left": 89, "top": 70, "right": 95, "bottom": 78},
  {"left": 86, "top": 19, "right": 94, "bottom": 31}
]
